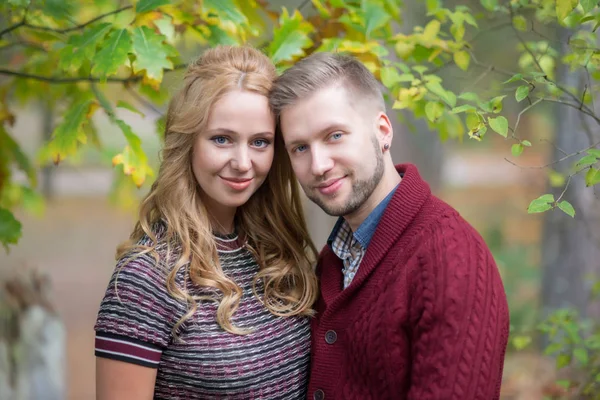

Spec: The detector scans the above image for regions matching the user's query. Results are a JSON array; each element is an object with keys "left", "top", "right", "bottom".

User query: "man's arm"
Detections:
[{"left": 407, "top": 218, "right": 510, "bottom": 400}]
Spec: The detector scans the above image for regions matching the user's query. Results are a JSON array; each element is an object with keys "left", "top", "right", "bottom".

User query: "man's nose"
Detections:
[{"left": 310, "top": 146, "right": 334, "bottom": 177}]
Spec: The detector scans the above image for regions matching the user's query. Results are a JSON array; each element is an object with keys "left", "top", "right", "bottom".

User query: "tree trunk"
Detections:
[
  {"left": 540, "top": 28, "right": 600, "bottom": 321},
  {"left": 0, "top": 270, "right": 66, "bottom": 400}
]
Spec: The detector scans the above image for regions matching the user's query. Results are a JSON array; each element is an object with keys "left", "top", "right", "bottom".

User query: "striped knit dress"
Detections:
[{"left": 94, "top": 226, "right": 311, "bottom": 399}]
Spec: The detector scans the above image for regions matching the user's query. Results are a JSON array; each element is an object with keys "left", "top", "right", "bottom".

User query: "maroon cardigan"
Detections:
[{"left": 307, "top": 164, "right": 509, "bottom": 400}]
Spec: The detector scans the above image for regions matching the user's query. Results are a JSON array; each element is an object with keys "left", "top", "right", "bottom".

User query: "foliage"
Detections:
[
  {"left": 538, "top": 293, "right": 600, "bottom": 398},
  {"left": 1, "top": 0, "right": 600, "bottom": 250}
]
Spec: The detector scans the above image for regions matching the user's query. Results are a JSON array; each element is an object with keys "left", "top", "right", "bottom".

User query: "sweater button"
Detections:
[
  {"left": 325, "top": 330, "right": 337, "bottom": 344},
  {"left": 313, "top": 389, "right": 325, "bottom": 400}
]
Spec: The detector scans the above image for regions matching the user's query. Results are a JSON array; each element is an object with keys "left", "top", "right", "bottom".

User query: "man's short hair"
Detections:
[{"left": 269, "top": 52, "right": 386, "bottom": 118}]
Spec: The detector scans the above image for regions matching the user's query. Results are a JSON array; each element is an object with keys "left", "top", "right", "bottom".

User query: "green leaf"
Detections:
[
  {"left": 549, "top": 170, "right": 566, "bottom": 187},
  {"left": 512, "top": 143, "right": 524, "bottom": 157},
  {"left": 556, "top": 0, "right": 578, "bottom": 21},
  {"left": 380, "top": 67, "right": 403, "bottom": 87},
  {"left": 512, "top": 335, "right": 532, "bottom": 350},
  {"left": 576, "top": 155, "right": 597, "bottom": 168},
  {"left": 132, "top": 26, "right": 173, "bottom": 87},
  {"left": 504, "top": 73, "right": 523, "bottom": 84},
  {"left": 488, "top": 116, "right": 508, "bottom": 137},
  {"left": 522, "top": 140, "right": 532, "bottom": 146},
  {"left": 112, "top": 119, "right": 153, "bottom": 187},
  {"left": 206, "top": 24, "right": 239, "bottom": 46},
  {"left": 312, "top": 0, "right": 332, "bottom": 18},
  {"left": 154, "top": 15, "right": 176, "bottom": 43},
  {"left": 0, "top": 124, "right": 36, "bottom": 186},
  {"left": 268, "top": 8, "right": 314, "bottom": 65},
  {"left": 544, "top": 342, "right": 563, "bottom": 355},
  {"left": 204, "top": 0, "right": 248, "bottom": 25},
  {"left": 41, "top": 0, "right": 73, "bottom": 21},
  {"left": 558, "top": 200, "right": 575, "bottom": 217},
  {"left": 556, "top": 380, "right": 572, "bottom": 389},
  {"left": 59, "top": 23, "right": 112, "bottom": 71},
  {"left": 466, "top": 112, "right": 481, "bottom": 131},
  {"left": 454, "top": 50, "right": 470, "bottom": 71},
  {"left": 91, "top": 29, "right": 132, "bottom": 79},
  {"left": 585, "top": 167, "right": 600, "bottom": 186},
  {"left": 480, "top": 0, "right": 498, "bottom": 11},
  {"left": 422, "top": 20, "right": 441, "bottom": 43},
  {"left": 587, "top": 149, "right": 600, "bottom": 158},
  {"left": 512, "top": 15, "right": 527, "bottom": 31},
  {"left": 488, "top": 95, "right": 506, "bottom": 113},
  {"left": 425, "top": 101, "right": 444, "bottom": 122},
  {"left": 117, "top": 101, "right": 145, "bottom": 117},
  {"left": 515, "top": 85, "right": 530, "bottom": 102},
  {"left": 573, "top": 347, "right": 588, "bottom": 365},
  {"left": 136, "top": 0, "right": 169, "bottom": 14},
  {"left": 458, "top": 92, "right": 480, "bottom": 102},
  {"left": 527, "top": 194, "right": 554, "bottom": 213},
  {"left": 556, "top": 353, "right": 571, "bottom": 369},
  {"left": 44, "top": 98, "right": 94, "bottom": 164},
  {"left": 425, "top": 81, "right": 456, "bottom": 107},
  {"left": 0, "top": 206, "right": 22, "bottom": 252},
  {"left": 451, "top": 104, "right": 477, "bottom": 114},
  {"left": 363, "top": 2, "right": 391, "bottom": 39}
]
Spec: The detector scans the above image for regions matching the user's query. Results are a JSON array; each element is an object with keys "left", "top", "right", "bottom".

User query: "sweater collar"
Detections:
[{"left": 319, "top": 163, "right": 432, "bottom": 305}]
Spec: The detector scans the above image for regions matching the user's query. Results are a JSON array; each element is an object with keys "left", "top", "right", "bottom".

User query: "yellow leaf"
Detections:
[
  {"left": 556, "top": 0, "right": 578, "bottom": 21},
  {"left": 454, "top": 50, "right": 470, "bottom": 71},
  {"left": 422, "top": 20, "right": 441, "bottom": 44},
  {"left": 428, "top": 48, "right": 443, "bottom": 62},
  {"left": 135, "top": 10, "right": 163, "bottom": 27}
]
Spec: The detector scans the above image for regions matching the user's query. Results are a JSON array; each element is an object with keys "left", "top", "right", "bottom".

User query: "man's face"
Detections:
[{"left": 279, "top": 84, "right": 384, "bottom": 217}]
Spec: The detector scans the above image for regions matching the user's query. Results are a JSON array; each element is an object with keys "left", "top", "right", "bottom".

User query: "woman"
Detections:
[{"left": 94, "top": 46, "right": 318, "bottom": 399}]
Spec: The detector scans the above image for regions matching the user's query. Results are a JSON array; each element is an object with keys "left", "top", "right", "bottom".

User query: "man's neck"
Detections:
[{"left": 345, "top": 163, "right": 401, "bottom": 232}]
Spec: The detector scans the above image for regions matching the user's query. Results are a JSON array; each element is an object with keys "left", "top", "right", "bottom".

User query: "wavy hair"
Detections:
[{"left": 116, "top": 46, "right": 318, "bottom": 335}]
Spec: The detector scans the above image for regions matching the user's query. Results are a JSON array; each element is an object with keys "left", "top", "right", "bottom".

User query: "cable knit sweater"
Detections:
[{"left": 307, "top": 164, "right": 510, "bottom": 400}]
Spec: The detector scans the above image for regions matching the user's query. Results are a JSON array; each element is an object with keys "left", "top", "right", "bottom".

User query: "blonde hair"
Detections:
[
  {"left": 269, "top": 52, "right": 385, "bottom": 117},
  {"left": 116, "top": 46, "right": 318, "bottom": 335}
]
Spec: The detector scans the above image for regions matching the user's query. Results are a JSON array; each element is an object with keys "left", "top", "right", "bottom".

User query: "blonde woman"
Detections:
[{"left": 94, "top": 46, "right": 318, "bottom": 400}]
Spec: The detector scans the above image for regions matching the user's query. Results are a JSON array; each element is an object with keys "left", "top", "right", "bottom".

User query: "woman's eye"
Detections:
[
  {"left": 331, "top": 132, "right": 343, "bottom": 140},
  {"left": 252, "top": 139, "right": 270, "bottom": 148},
  {"left": 211, "top": 136, "right": 229, "bottom": 145}
]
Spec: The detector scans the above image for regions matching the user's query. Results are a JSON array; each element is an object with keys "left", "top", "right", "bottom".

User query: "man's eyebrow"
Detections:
[{"left": 284, "top": 123, "right": 349, "bottom": 148}]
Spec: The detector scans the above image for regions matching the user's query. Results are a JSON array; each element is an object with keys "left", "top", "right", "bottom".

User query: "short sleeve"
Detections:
[{"left": 94, "top": 247, "right": 185, "bottom": 368}]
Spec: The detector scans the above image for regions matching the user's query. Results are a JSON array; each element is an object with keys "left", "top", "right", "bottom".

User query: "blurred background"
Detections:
[{"left": 1, "top": 0, "right": 600, "bottom": 399}]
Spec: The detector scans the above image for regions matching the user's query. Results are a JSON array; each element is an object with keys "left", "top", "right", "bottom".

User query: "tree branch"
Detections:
[
  {"left": 125, "top": 85, "right": 163, "bottom": 116},
  {"left": 0, "top": 21, "right": 25, "bottom": 38},
  {"left": 511, "top": 98, "right": 544, "bottom": 138},
  {"left": 1, "top": 6, "right": 133, "bottom": 38},
  {"left": 505, "top": 138, "right": 600, "bottom": 169},
  {"left": 0, "top": 68, "right": 141, "bottom": 83},
  {"left": 510, "top": 9, "right": 545, "bottom": 73},
  {"left": 543, "top": 98, "right": 600, "bottom": 125},
  {"left": 0, "top": 64, "right": 187, "bottom": 84}
]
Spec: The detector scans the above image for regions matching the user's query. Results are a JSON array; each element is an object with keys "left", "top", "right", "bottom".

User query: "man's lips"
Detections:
[{"left": 315, "top": 177, "right": 345, "bottom": 195}]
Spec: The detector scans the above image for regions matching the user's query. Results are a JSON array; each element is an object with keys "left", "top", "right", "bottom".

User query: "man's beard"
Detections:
[{"left": 303, "top": 135, "right": 384, "bottom": 217}]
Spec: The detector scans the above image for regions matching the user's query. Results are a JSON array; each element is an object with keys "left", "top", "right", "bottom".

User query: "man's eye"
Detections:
[{"left": 331, "top": 133, "right": 342, "bottom": 140}]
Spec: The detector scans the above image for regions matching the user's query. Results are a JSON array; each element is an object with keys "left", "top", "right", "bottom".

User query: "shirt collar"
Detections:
[{"left": 327, "top": 182, "right": 400, "bottom": 249}]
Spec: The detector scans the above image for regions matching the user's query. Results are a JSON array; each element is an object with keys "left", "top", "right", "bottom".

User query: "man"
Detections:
[{"left": 270, "top": 52, "right": 509, "bottom": 400}]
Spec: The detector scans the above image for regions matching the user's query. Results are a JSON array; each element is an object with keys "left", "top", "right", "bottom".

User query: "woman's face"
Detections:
[{"left": 192, "top": 90, "right": 275, "bottom": 220}]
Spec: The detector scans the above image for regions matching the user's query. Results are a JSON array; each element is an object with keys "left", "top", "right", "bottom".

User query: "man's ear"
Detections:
[{"left": 376, "top": 112, "right": 393, "bottom": 147}]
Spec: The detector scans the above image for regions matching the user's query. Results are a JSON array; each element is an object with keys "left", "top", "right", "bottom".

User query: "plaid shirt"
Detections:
[
  {"left": 328, "top": 183, "right": 400, "bottom": 289},
  {"left": 330, "top": 220, "right": 365, "bottom": 289}
]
